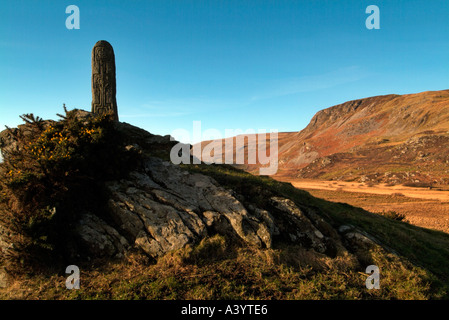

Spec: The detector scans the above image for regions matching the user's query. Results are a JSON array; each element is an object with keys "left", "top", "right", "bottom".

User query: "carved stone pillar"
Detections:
[{"left": 91, "top": 40, "right": 118, "bottom": 121}]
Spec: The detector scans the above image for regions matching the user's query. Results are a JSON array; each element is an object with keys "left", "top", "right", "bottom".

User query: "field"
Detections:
[{"left": 284, "top": 179, "right": 449, "bottom": 234}]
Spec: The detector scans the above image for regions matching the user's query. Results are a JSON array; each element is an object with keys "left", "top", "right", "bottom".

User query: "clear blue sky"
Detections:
[{"left": 1, "top": 0, "right": 448, "bottom": 144}]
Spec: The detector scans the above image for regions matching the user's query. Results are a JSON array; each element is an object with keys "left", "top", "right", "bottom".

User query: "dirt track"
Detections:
[
  {"left": 279, "top": 179, "right": 449, "bottom": 233},
  {"left": 285, "top": 179, "right": 449, "bottom": 202}
]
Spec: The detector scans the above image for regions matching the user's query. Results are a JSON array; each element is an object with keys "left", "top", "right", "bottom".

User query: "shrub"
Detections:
[
  {"left": 0, "top": 108, "right": 140, "bottom": 273},
  {"left": 403, "top": 182, "right": 432, "bottom": 188},
  {"left": 379, "top": 210, "right": 406, "bottom": 221}
]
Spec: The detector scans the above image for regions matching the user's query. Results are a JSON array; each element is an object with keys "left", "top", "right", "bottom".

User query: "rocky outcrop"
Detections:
[
  {"left": 75, "top": 155, "right": 346, "bottom": 260},
  {"left": 0, "top": 113, "right": 362, "bottom": 267}
]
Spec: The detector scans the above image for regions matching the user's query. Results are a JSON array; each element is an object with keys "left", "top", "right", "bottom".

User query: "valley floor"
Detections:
[{"left": 281, "top": 179, "right": 449, "bottom": 234}]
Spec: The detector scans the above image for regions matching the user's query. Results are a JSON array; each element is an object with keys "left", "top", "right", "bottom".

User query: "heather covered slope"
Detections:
[
  {"left": 291, "top": 90, "right": 449, "bottom": 184},
  {"left": 197, "top": 89, "right": 449, "bottom": 185}
]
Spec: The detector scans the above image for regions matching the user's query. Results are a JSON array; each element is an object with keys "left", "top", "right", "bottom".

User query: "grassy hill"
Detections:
[{"left": 1, "top": 110, "right": 449, "bottom": 300}]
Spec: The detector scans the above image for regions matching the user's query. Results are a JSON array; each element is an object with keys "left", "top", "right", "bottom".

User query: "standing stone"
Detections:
[{"left": 91, "top": 40, "right": 119, "bottom": 121}]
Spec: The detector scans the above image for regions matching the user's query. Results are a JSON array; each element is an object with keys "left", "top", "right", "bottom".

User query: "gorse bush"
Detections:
[{"left": 0, "top": 108, "right": 140, "bottom": 273}]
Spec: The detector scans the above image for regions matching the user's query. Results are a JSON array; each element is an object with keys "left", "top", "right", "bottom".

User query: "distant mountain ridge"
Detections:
[{"left": 197, "top": 89, "right": 449, "bottom": 185}]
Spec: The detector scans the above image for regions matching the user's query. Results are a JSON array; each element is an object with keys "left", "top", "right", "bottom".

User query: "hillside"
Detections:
[
  {"left": 197, "top": 89, "right": 449, "bottom": 186},
  {"left": 1, "top": 109, "right": 449, "bottom": 300}
]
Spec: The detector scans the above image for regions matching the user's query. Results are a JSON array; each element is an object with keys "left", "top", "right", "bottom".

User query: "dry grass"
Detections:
[
  {"left": 0, "top": 235, "right": 435, "bottom": 300},
  {"left": 303, "top": 188, "right": 449, "bottom": 234}
]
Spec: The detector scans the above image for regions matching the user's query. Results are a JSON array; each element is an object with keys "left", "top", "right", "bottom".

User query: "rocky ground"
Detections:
[
  {"left": 296, "top": 133, "right": 449, "bottom": 186},
  {"left": 77, "top": 143, "right": 353, "bottom": 262},
  {"left": 0, "top": 114, "right": 378, "bottom": 269}
]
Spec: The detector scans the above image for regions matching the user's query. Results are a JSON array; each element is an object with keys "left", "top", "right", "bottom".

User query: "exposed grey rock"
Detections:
[
  {"left": 77, "top": 214, "right": 129, "bottom": 258},
  {"left": 74, "top": 155, "right": 348, "bottom": 259},
  {"left": 71, "top": 109, "right": 92, "bottom": 122},
  {"left": 338, "top": 225, "right": 354, "bottom": 234},
  {"left": 101, "top": 157, "right": 270, "bottom": 257},
  {"left": 343, "top": 231, "right": 378, "bottom": 252},
  {"left": 269, "top": 197, "right": 328, "bottom": 253}
]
